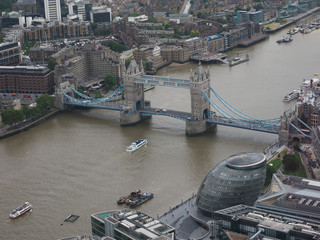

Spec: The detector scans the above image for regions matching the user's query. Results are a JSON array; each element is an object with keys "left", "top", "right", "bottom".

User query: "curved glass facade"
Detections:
[{"left": 196, "top": 152, "right": 266, "bottom": 215}]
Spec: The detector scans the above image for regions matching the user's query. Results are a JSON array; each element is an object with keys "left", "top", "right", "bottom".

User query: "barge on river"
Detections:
[{"left": 117, "top": 190, "right": 153, "bottom": 208}]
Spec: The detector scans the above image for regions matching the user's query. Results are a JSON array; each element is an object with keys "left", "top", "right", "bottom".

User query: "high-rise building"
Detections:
[
  {"left": 44, "top": 0, "right": 62, "bottom": 22},
  {"left": 90, "top": 6, "right": 112, "bottom": 24}
]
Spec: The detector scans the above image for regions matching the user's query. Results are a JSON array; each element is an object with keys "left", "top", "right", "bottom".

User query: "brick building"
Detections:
[
  {"left": 0, "top": 42, "right": 22, "bottom": 66},
  {"left": 0, "top": 66, "right": 55, "bottom": 94}
]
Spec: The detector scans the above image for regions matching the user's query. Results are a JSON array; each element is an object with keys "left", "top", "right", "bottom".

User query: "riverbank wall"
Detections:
[{"left": 0, "top": 109, "right": 61, "bottom": 139}]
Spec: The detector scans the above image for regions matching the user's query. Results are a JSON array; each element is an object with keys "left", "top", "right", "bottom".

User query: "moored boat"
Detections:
[
  {"left": 9, "top": 202, "right": 32, "bottom": 219},
  {"left": 126, "top": 139, "right": 147, "bottom": 152},
  {"left": 129, "top": 193, "right": 154, "bottom": 208},
  {"left": 117, "top": 190, "right": 153, "bottom": 208},
  {"left": 283, "top": 90, "right": 300, "bottom": 102}
]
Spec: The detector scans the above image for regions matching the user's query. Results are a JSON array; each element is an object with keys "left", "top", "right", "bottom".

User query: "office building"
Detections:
[
  {"left": 90, "top": 6, "right": 112, "bottom": 24},
  {"left": 196, "top": 152, "right": 267, "bottom": 215},
  {"left": 214, "top": 204, "right": 320, "bottom": 239},
  {"left": 91, "top": 209, "right": 175, "bottom": 239},
  {"left": 257, "top": 173, "right": 320, "bottom": 216},
  {"left": 44, "top": 0, "right": 62, "bottom": 22}
]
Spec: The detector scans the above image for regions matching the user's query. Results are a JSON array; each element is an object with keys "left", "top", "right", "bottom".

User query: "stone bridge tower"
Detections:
[
  {"left": 186, "top": 64, "right": 213, "bottom": 135},
  {"left": 278, "top": 111, "right": 293, "bottom": 142},
  {"left": 120, "top": 59, "right": 145, "bottom": 125}
]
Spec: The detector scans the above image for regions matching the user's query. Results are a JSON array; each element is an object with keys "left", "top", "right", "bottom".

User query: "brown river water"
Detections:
[{"left": 1, "top": 19, "right": 320, "bottom": 239}]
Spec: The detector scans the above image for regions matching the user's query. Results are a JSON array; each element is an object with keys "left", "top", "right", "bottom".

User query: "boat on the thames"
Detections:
[
  {"left": 9, "top": 202, "right": 32, "bottom": 219},
  {"left": 277, "top": 36, "right": 293, "bottom": 44},
  {"left": 117, "top": 190, "right": 153, "bottom": 208},
  {"left": 126, "top": 139, "right": 148, "bottom": 152},
  {"left": 283, "top": 90, "right": 300, "bottom": 102}
]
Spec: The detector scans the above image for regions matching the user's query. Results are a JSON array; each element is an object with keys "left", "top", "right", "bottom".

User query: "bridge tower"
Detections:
[
  {"left": 186, "top": 64, "right": 213, "bottom": 135},
  {"left": 120, "top": 59, "right": 145, "bottom": 125},
  {"left": 278, "top": 111, "right": 291, "bottom": 142}
]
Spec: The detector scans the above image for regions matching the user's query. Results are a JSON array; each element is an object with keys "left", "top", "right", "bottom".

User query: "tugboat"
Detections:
[
  {"left": 9, "top": 202, "right": 32, "bottom": 219},
  {"left": 117, "top": 190, "right": 153, "bottom": 208}
]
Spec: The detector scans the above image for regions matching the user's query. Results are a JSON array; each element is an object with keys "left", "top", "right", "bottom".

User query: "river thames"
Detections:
[{"left": 1, "top": 23, "right": 320, "bottom": 239}]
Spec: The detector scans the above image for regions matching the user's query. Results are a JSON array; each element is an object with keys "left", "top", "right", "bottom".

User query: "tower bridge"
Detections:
[{"left": 56, "top": 59, "right": 289, "bottom": 140}]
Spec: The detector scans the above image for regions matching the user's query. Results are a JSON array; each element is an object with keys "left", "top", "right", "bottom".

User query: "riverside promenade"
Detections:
[
  {"left": 264, "top": 7, "right": 320, "bottom": 33},
  {"left": 0, "top": 108, "right": 60, "bottom": 139}
]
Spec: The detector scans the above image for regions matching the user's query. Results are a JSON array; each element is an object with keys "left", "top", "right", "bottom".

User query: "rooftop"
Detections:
[
  {"left": 257, "top": 173, "right": 320, "bottom": 217},
  {"left": 226, "top": 152, "right": 266, "bottom": 170},
  {"left": 92, "top": 209, "right": 174, "bottom": 239}
]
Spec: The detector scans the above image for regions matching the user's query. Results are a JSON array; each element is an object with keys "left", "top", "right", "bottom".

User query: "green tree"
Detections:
[
  {"left": 22, "top": 40, "right": 35, "bottom": 55},
  {"left": 106, "top": 41, "right": 128, "bottom": 53},
  {"left": 1, "top": 109, "right": 24, "bottom": 126},
  {"left": 0, "top": 0, "right": 17, "bottom": 12},
  {"left": 104, "top": 74, "right": 117, "bottom": 91},
  {"left": 94, "top": 90, "right": 102, "bottom": 98},
  {"left": 125, "top": 58, "right": 132, "bottom": 68},
  {"left": 283, "top": 154, "right": 300, "bottom": 171},
  {"left": 265, "top": 163, "right": 278, "bottom": 186},
  {"left": 36, "top": 93, "right": 55, "bottom": 113},
  {"left": 143, "top": 61, "right": 152, "bottom": 72},
  {"left": 47, "top": 59, "right": 58, "bottom": 71},
  {"left": 90, "top": 23, "right": 98, "bottom": 31},
  {"left": 22, "top": 105, "right": 33, "bottom": 119},
  {"left": 30, "top": 106, "right": 42, "bottom": 118}
]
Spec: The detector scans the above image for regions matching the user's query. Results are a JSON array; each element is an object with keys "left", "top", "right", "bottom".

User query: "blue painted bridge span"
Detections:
[{"left": 62, "top": 81, "right": 281, "bottom": 134}]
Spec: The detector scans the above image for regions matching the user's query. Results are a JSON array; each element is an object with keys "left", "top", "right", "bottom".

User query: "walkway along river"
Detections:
[{"left": 1, "top": 18, "right": 320, "bottom": 240}]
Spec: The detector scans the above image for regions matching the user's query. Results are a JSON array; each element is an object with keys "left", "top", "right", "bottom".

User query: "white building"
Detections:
[{"left": 44, "top": 0, "right": 62, "bottom": 22}]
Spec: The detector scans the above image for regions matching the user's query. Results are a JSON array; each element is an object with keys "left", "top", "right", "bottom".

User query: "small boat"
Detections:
[
  {"left": 283, "top": 90, "right": 300, "bottom": 102},
  {"left": 287, "top": 28, "right": 299, "bottom": 35},
  {"left": 126, "top": 139, "right": 147, "bottom": 152},
  {"left": 9, "top": 202, "right": 32, "bottom": 219},
  {"left": 276, "top": 36, "right": 292, "bottom": 43}
]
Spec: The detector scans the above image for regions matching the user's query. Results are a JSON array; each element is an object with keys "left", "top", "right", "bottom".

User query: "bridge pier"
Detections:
[
  {"left": 186, "top": 119, "right": 214, "bottom": 135},
  {"left": 278, "top": 129, "right": 289, "bottom": 142},
  {"left": 120, "top": 108, "right": 141, "bottom": 126}
]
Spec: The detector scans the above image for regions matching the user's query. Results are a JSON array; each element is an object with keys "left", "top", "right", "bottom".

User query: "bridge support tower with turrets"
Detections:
[
  {"left": 186, "top": 65, "right": 215, "bottom": 135},
  {"left": 120, "top": 60, "right": 145, "bottom": 125}
]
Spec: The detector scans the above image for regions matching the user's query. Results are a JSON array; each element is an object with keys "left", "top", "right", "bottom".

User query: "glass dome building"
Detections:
[{"left": 196, "top": 152, "right": 266, "bottom": 215}]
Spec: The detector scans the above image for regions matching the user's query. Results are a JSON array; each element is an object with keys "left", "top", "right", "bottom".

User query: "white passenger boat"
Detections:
[
  {"left": 126, "top": 139, "right": 148, "bottom": 152},
  {"left": 9, "top": 202, "right": 32, "bottom": 219},
  {"left": 283, "top": 90, "right": 300, "bottom": 102}
]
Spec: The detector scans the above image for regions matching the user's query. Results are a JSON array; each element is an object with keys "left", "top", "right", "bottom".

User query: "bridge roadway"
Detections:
[
  {"left": 206, "top": 115, "right": 280, "bottom": 134},
  {"left": 64, "top": 100, "right": 125, "bottom": 111},
  {"left": 65, "top": 100, "right": 192, "bottom": 120}
]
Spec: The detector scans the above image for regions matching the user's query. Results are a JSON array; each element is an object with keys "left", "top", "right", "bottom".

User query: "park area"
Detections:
[{"left": 265, "top": 147, "right": 307, "bottom": 186}]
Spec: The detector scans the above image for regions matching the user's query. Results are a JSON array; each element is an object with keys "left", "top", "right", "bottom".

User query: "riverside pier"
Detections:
[{"left": 190, "top": 52, "right": 228, "bottom": 64}]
